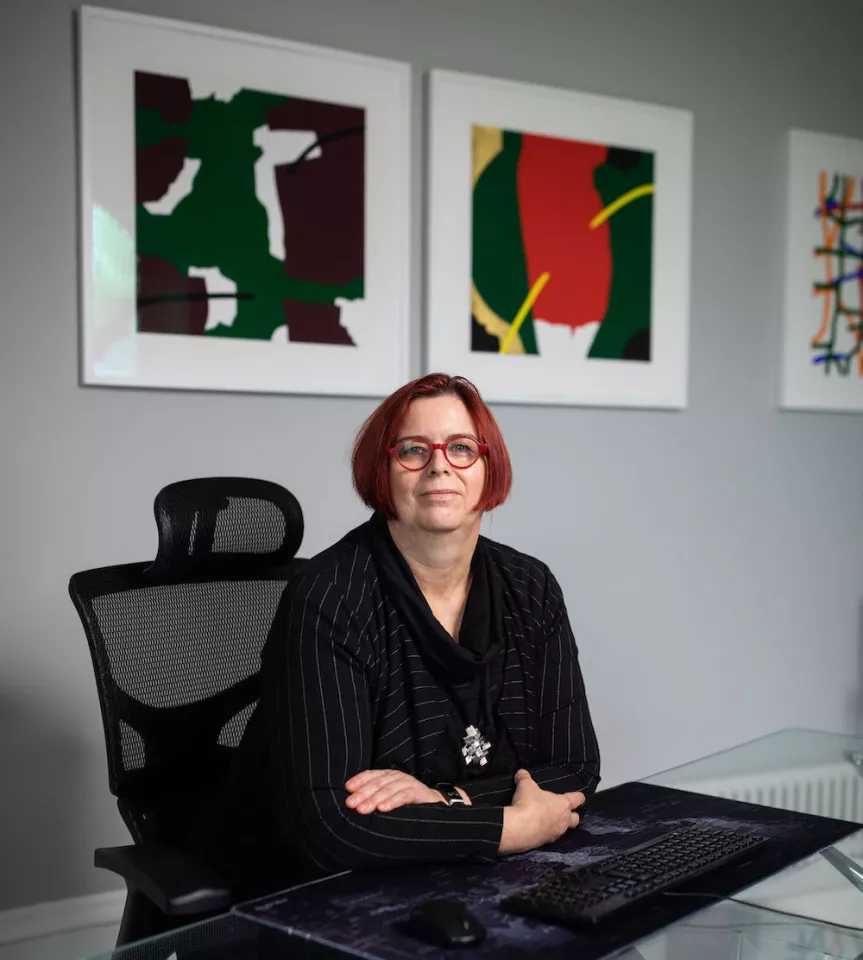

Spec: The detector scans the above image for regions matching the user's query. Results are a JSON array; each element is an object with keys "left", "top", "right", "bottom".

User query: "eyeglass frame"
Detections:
[{"left": 387, "top": 435, "right": 490, "bottom": 472}]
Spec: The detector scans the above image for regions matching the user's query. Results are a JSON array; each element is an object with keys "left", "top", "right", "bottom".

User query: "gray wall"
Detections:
[{"left": 2, "top": 0, "right": 862, "bottom": 913}]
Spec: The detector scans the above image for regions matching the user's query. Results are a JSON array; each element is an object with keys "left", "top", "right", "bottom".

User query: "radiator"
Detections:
[{"left": 666, "top": 758, "right": 863, "bottom": 855}]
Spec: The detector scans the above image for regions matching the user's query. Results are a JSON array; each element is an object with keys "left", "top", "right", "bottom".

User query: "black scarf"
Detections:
[{"left": 365, "top": 514, "right": 516, "bottom": 783}]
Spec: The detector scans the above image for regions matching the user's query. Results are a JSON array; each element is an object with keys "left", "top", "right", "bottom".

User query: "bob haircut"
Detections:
[{"left": 352, "top": 373, "right": 513, "bottom": 520}]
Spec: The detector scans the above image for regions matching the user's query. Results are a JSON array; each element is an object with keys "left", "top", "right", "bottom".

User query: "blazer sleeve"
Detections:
[
  {"left": 263, "top": 570, "right": 504, "bottom": 875},
  {"left": 460, "top": 566, "right": 601, "bottom": 807}
]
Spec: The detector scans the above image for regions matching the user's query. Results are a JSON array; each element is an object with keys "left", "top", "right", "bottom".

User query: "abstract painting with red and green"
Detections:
[{"left": 471, "top": 126, "right": 654, "bottom": 362}]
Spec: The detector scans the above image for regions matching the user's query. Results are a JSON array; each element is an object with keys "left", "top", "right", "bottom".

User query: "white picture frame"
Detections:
[
  {"left": 426, "top": 69, "right": 693, "bottom": 409},
  {"left": 781, "top": 129, "right": 863, "bottom": 413},
  {"left": 78, "top": 6, "right": 410, "bottom": 397}
]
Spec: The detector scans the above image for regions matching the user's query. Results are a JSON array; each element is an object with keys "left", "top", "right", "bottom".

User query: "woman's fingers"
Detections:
[
  {"left": 345, "top": 769, "right": 391, "bottom": 792},
  {"left": 355, "top": 781, "right": 406, "bottom": 813},
  {"left": 377, "top": 789, "right": 414, "bottom": 812},
  {"left": 347, "top": 773, "right": 441, "bottom": 814},
  {"left": 348, "top": 773, "right": 427, "bottom": 811},
  {"left": 569, "top": 811, "right": 581, "bottom": 828},
  {"left": 346, "top": 771, "right": 404, "bottom": 807},
  {"left": 357, "top": 781, "right": 420, "bottom": 813},
  {"left": 564, "top": 791, "right": 586, "bottom": 810}
]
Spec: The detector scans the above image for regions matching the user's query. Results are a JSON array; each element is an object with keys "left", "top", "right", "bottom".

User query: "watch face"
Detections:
[{"left": 439, "top": 784, "right": 465, "bottom": 805}]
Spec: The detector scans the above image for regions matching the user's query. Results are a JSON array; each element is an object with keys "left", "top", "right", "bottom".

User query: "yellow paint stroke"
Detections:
[
  {"left": 589, "top": 184, "right": 655, "bottom": 230},
  {"left": 472, "top": 283, "right": 525, "bottom": 353},
  {"left": 473, "top": 126, "right": 503, "bottom": 185},
  {"left": 500, "top": 272, "right": 550, "bottom": 355}
]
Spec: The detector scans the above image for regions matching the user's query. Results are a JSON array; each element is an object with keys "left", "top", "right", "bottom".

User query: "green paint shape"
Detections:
[
  {"left": 136, "top": 87, "right": 359, "bottom": 341},
  {"left": 588, "top": 151, "right": 653, "bottom": 360},
  {"left": 472, "top": 131, "right": 538, "bottom": 355}
]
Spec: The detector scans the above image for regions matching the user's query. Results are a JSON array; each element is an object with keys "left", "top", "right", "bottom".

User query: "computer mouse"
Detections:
[{"left": 406, "top": 897, "right": 487, "bottom": 948}]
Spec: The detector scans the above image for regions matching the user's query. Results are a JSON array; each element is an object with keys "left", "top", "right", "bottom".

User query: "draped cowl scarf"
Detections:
[{"left": 365, "top": 512, "right": 519, "bottom": 784}]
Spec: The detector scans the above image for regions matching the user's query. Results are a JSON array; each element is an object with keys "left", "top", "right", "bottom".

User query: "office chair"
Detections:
[{"left": 69, "top": 477, "right": 305, "bottom": 946}]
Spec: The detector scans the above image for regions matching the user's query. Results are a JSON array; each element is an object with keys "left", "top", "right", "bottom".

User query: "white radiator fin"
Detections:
[{"left": 669, "top": 761, "right": 863, "bottom": 854}]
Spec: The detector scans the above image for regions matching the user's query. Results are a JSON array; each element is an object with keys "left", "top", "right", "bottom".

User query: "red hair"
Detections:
[{"left": 352, "top": 374, "right": 513, "bottom": 520}]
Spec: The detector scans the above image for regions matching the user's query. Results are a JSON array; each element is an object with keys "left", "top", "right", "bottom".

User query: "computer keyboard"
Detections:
[{"left": 502, "top": 824, "right": 766, "bottom": 928}]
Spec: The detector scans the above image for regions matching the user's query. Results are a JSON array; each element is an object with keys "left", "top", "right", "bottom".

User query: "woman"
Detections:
[{"left": 257, "top": 373, "right": 600, "bottom": 879}]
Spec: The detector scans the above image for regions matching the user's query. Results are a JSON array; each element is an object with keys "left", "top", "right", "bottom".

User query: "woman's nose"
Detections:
[{"left": 426, "top": 447, "right": 450, "bottom": 473}]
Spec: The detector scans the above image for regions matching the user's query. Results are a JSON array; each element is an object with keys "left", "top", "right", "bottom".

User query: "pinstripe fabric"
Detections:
[{"left": 262, "top": 521, "right": 600, "bottom": 875}]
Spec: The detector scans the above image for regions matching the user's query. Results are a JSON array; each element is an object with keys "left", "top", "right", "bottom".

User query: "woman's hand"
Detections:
[
  {"left": 498, "top": 769, "right": 585, "bottom": 855},
  {"left": 345, "top": 769, "right": 468, "bottom": 813}
]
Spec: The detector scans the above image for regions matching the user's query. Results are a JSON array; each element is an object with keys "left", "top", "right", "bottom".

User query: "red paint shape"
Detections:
[
  {"left": 137, "top": 256, "right": 207, "bottom": 335},
  {"left": 282, "top": 299, "right": 355, "bottom": 345},
  {"left": 275, "top": 131, "right": 364, "bottom": 286},
  {"left": 136, "top": 138, "right": 189, "bottom": 204},
  {"left": 267, "top": 97, "right": 365, "bottom": 286},
  {"left": 517, "top": 134, "right": 611, "bottom": 330},
  {"left": 135, "top": 71, "right": 192, "bottom": 124},
  {"left": 267, "top": 100, "right": 364, "bottom": 137}
]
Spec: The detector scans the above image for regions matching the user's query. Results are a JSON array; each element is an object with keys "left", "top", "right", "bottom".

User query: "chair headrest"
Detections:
[{"left": 145, "top": 477, "right": 304, "bottom": 579}]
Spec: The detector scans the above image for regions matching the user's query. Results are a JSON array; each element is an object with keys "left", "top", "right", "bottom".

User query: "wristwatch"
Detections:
[{"left": 436, "top": 782, "right": 467, "bottom": 806}]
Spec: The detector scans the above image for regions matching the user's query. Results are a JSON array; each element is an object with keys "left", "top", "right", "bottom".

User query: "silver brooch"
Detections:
[{"left": 462, "top": 725, "right": 492, "bottom": 767}]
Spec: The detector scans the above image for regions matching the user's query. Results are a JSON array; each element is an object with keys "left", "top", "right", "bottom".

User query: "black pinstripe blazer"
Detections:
[{"left": 261, "top": 518, "right": 600, "bottom": 876}]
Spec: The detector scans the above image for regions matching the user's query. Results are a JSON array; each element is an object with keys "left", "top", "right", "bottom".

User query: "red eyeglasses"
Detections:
[{"left": 388, "top": 435, "right": 489, "bottom": 471}]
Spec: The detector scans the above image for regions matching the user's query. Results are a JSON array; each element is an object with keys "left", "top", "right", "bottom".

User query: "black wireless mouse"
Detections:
[{"left": 406, "top": 897, "right": 487, "bottom": 948}]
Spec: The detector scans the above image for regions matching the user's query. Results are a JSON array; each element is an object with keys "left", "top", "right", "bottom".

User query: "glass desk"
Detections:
[{"left": 19, "top": 728, "right": 863, "bottom": 960}]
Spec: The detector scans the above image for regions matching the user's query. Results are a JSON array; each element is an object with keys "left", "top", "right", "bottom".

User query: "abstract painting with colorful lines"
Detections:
[
  {"left": 812, "top": 171, "right": 863, "bottom": 379},
  {"left": 471, "top": 126, "right": 654, "bottom": 362}
]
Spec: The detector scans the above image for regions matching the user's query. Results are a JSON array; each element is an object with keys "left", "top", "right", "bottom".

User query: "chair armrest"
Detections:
[{"left": 95, "top": 843, "right": 232, "bottom": 916}]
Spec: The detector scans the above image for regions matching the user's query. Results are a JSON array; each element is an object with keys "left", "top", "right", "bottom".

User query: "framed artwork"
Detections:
[
  {"left": 78, "top": 7, "right": 410, "bottom": 396},
  {"left": 781, "top": 130, "right": 863, "bottom": 412},
  {"left": 426, "top": 70, "right": 693, "bottom": 409}
]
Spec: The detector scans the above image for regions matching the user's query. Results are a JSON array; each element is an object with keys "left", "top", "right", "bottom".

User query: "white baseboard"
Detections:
[{"left": 0, "top": 890, "right": 125, "bottom": 946}]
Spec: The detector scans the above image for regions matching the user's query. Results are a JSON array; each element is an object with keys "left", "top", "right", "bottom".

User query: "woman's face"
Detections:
[{"left": 388, "top": 394, "right": 487, "bottom": 534}]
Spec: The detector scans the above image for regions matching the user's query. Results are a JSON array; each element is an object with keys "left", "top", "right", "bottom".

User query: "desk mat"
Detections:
[{"left": 235, "top": 782, "right": 861, "bottom": 960}]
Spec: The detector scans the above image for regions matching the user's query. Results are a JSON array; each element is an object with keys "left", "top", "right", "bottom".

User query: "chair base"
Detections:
[
  {"left": 117, "top": 888, "right": 169, "bottom": 947},
  {"left": 116, "top": 888, "right": 224, "bottom": 947}
]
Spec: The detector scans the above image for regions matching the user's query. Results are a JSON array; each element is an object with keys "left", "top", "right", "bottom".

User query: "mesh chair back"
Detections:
[{"left": 69, "top": 478, "right": 304, "bottom": 846}]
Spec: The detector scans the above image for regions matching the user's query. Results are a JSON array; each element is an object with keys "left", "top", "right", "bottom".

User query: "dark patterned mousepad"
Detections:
[{"left": 234, "top": 782, "right": 861, "bottom": 960}]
